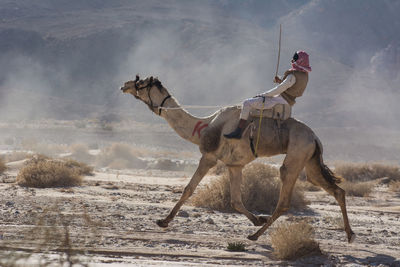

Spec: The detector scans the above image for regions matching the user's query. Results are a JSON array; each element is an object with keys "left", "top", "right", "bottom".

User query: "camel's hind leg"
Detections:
[
  {"left": 305, "top": 155, "right": 355, "bottom": 243},
  {"left": 248, "top": 154, "right": 308, "bottom": 241},
  {"left": 228, "top": 166, "right": 268, "bottom": 226},
  {"left": 157, "top": 155, "right": 216, "bottom": 228}
]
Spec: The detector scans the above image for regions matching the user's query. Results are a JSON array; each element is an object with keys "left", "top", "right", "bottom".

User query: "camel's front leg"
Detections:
[
  {"left": 229, "top": 166, "right": 268, "bottom": 226},
  {"left": 156, "top": 156, "right": 216, "bottom": 228}
]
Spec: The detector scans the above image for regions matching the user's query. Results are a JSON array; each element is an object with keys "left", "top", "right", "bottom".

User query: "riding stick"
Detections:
[{"left": 274, "top": 24, "right": 282, "bottom": 80}]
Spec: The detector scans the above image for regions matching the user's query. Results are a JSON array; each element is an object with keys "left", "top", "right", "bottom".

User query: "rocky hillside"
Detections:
[{"left": 0, "top": 0, "right": 399, "bottom": 131}]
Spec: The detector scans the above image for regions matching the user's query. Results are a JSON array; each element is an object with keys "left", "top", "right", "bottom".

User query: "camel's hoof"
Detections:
[
  {"left": 156, "top": 219, "right": 169, "bottom": 228},
  {"left": 247, "top": 234, "right": 259, "bottom": 241},
  {"left": 348, "top": 233, "right": 356, "bottom": 243}
]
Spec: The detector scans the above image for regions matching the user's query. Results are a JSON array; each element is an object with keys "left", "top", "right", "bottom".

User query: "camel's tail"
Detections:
[{"left": 307, "top": 137, "right": 343, "bottom": 185}]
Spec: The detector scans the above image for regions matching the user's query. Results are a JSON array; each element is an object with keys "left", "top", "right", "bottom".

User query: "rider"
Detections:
[{"left": 224, "top": 50, "right": 312, "bottom": 139}]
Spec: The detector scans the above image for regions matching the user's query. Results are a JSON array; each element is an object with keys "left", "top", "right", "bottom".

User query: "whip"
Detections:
[
  {"left": 254, "top": 24, "right": 282, "bottom": 157},
  {"left": 275, "top": 24, "right": 282, "bottom": 79}
]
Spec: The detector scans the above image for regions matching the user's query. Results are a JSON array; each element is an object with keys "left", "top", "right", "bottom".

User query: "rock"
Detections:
[
  {"left": 205, "top": 218, "right": 215, "bottom": 224},
  {"left": 177, "top": 210, "right": 189, "bottom": 218},
  {"left": 379, "top": 177, "right": 391, "bottom": 184}
]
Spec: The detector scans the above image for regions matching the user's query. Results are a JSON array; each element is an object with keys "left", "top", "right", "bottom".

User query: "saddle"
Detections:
[
  {"left": 248, "top": 103, "right": 290, "bottom": 158},
  {"left": 249, "top": 103, "right": 292, "bottom": 120}
]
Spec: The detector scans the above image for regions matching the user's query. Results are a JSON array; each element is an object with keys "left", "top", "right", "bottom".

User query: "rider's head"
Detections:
[{"left": 290, "top": 51, "right": 311, "bottom": 72}]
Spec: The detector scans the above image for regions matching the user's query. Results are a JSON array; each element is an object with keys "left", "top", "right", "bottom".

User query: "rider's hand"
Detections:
[{"left": 274, "top": 76, "right": 282, "bottom": 84}]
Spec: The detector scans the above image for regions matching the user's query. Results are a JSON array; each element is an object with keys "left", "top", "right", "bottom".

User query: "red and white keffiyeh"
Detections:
[{"left": 290, "top": 50, "right": 312, "bottom": 73}]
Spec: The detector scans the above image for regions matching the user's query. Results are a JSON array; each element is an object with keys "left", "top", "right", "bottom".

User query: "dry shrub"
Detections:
[
  {"left": 270, "top": 220, "right": 320, "bottom": 260},
  {"left": 209, "top": 161, "right": 227, "bottom": 175},
  {"left": 96, "top": 143, "right": 146, "bottom": 169},
  {"left": 64, "top": 159, "right": 94, "bottom": 176},
  {"left": 0, "top": 203, "right": 97, "bottom": 266},
  {"left": 389, "top": 180, "right": 400, "bottom": 192},
  {"left": 192, "top": 174, "right": 230, "bottom": 211},
  {"left": 227, "top": 242, "right": 246, "bottom": 251},
  {"left": 296, "top": 180, "right": 321, "bottom": 192},
  {"left": 147, "top": 159, "right": 197, "bottom": 172},
  {"left": 16, "top": 155, "right": 83, "bottom": 188},
  {"left": 69, "top": 143, "right": 94, "bottom": 163},
  {"left": 0, "top": 158, "right": 6, "bottom": 174},
  {"left": 334, "top": 162, "right": 400, "bottom": 182},
  {"left": 149, "top": 159, "right": 180, "bottom": 171},
  {"left": 192, "top": 163, "right": 308, "bottom": 213},
  {"left": 340, "top": 180, "right": 375, "bottom": 197}
]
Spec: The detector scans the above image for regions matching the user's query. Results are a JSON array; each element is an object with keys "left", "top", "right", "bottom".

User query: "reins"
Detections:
[{"left": 158, "top": 95, "right": 171, "bottom": 115}]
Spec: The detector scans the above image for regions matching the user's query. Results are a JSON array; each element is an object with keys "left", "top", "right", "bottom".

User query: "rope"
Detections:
[{"left": 158, "top": 104, "right": 236, "bottom": 110}]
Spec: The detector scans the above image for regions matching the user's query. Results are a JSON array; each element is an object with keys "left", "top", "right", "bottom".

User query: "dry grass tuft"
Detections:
[
  {"left": 63, "top": 159, "right": 94, "bottom": 176},
  {"left": 227, "top": 241, "right": 246, "bottom": 251},
  {"left": 192, "top": 163, "right": 308, "bottom": 213},
  {"left": 0, "top": 203, "right": 98, "bottom": 266},
  {"left": 209, "top": 161, "right": 227, "bottom": 175},
  {"left": 147, "top": 159, "right": 197, "bottom": 172},
  {"left": 270, "top": 220, "right": 321, "bottom": 260},
  {"left": 340, "top": 180, "right": 375, "bottom": 197},
  {"left": 16, "top": 155, "right": 83, "bottom": 188},
  {"left": 296, "top": 180, "right": 321, "bottom": 192},
  {"left": 334, "top": 162, "right": 400, "bottom": 182},
  {"left": 389, "top": 180, "right": 400, "bottom": 192},
  {"left": 0, "top": 158, "right": 6, "bottom": 174},
  {"left": 96, "top": 143, "right": 146, "bottom": 169}
]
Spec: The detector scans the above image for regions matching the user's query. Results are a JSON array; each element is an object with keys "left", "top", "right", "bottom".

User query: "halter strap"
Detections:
[{"left": 158, "top": 95, "right": 171, "bottom": 115}]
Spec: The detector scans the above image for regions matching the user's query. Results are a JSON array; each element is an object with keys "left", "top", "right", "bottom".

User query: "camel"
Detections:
[{"left": 120, "top": 75, "right": 356, "bottom": 243}]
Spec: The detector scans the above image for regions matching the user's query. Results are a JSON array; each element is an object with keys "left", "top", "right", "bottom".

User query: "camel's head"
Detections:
[{"left": 121, "top": 75, "right": 171, "bottom": 115}]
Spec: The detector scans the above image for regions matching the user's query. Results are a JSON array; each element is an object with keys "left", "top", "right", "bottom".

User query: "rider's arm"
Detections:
[{"left": 261, "top": 74, "right": 296, "bottom": 97}]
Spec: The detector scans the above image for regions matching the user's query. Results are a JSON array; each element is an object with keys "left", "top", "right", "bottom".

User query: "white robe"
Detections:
[{"left": 240, "top": 74, "right": 296, "bottom": 120}]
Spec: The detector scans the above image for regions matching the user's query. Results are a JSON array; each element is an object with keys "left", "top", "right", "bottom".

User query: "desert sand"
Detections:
[{"left": 1, "top": 163, "right": 399, "bottom": 266}]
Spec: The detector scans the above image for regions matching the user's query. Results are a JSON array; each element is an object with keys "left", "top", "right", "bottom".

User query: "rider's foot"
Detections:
[{"left": 224, "top": 119, "right": 246, "bottom": 139}]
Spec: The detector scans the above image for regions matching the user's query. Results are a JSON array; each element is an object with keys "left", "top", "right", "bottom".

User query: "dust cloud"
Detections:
[{"left": 0, "top": 0, "right": 399, "bottom": 160}]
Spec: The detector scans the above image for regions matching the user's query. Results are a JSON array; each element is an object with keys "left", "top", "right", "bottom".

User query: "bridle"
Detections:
[{"left": 134, "top": 76, "right": 171, "bottom": 116}]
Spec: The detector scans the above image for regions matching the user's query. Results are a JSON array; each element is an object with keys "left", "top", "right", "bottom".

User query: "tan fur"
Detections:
[
  {"left": 200, "top": 125, "right": 222, "bottom": 153},
  {"left": 121, "top": 76, "right": 355, "bottom": 243}
]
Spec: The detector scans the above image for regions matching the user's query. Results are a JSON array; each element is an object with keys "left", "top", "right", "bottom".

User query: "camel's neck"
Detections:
[{"left": 160, "top": 97, "right": 216, "bottom": 146}]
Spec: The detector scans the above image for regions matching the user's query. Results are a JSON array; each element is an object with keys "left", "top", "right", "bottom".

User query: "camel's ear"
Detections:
[
  {"left": 154, "top": 79, "right": 162, "bottom": 89},
  {"left": 149, "top": 76, "right": 153, "bottom": 83},
  {"left": 135, "top": 74, "right": 139, "bottom": 82}
]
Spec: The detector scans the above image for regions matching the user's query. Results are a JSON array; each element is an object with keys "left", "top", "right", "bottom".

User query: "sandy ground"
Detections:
[{"left": 1, "top": 165, "right": 400, "bottom": 266}]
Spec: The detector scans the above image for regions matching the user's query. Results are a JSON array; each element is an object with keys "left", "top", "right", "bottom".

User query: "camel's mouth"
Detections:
[{"left": 121, "top": 75, "right": 141, "bottom": 94}]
